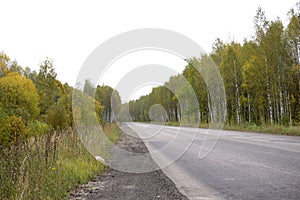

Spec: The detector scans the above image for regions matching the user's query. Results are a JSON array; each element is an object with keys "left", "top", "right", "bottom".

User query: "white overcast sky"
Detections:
[{"left": 0, "top": 0, "right": 298, "bottom": 100}]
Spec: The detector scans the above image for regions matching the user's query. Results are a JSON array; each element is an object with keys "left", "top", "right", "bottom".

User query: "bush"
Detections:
[{"left": 0, "top": 115, "right": 29, "bottom": 149}]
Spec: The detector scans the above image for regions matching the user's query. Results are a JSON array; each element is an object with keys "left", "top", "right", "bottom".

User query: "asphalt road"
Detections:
[{"left": 124, "top": 122, "right": 300, "bottom": 200}]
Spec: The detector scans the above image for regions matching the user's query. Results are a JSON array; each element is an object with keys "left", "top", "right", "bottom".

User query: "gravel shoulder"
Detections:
[{"left": 70, "top": 128, "right": 188, "bottom": 200}]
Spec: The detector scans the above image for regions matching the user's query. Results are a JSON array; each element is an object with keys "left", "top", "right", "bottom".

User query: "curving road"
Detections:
[{"left": 124, "top": 122, "right": 300, "bottom": 200}]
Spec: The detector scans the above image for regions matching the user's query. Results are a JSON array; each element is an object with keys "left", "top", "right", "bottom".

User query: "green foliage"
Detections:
[
  {"left": 73, "top": 88, "right": 105, "bottom": 126},
  {"left": 0, "top": 129, "right": 106, "bottom": 200},
  {"left": 28, "top": 120, "right": 51, "bottom": 137},
  {"left": 0, "top": 57, "right": 120, "bottom": 199},
  {"left": 83, "top": 79, "right": 95, "bottom": 97},
  {"left": 95, "top": 85, "right": 121, "bottom": 123},
  {"left": 35, "top": 59, "right": 63, "bottom": 117},
  {"left": 103, "top": 123, "right": 122, "bottom": 144},
  {"left": 0, "top": 115, "right": 29, "bottom": 148},
  {"left": 45, "top": 105, "right": 69, "bottom": 131},
  {"left": 225, "top": 123, "right": 300, "bottom": 136},
  {"left": 130, "top": 4, "right": 300, "bottom": 129},
  {"left": 0, "top": 52, "right": 10, "bottom": 77},
  {"left": 1, "top": 2, "right": 300, "bottom": 199}
]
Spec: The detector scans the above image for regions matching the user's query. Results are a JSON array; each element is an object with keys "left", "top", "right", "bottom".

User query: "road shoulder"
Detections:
[{"left": 70, "top": 131, "right": 188, "bottom": 200}]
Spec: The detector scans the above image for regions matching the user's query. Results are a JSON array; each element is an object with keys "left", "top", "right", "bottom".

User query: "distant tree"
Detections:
[
  {"left": 0, "top": 52, "right": 10, "bottom": 77},
  {"left": 35, "top": 59, "right": 63, "bottom": 116},
  {"left": 95, "top": 85, "right": 121, "bottom": 122},
  {"left": 83, "top": 79, "right": 95, "bottom": 97}
]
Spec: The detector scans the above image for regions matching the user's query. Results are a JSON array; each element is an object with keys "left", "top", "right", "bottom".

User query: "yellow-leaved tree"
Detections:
[{"left": 0, "top": 73, "right": 40, "bottom": 148}]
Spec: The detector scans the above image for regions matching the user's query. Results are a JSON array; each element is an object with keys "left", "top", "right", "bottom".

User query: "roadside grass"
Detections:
[
  {"left": 160, "top": 121, "right": 300, "bottom": 136},
  {"left": 224, "top": 124, "right": 300, "bottom": 136},
  {"left": 0, "top": 123, "right": 121, "bottom": 199},
  {"left": 103, "top": 123, "right": 121, "bottom": 144}
]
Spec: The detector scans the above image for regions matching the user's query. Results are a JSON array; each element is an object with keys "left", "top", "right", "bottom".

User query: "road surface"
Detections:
[{"left": 124, "top": 122, "right": 300, "bottom": 200}]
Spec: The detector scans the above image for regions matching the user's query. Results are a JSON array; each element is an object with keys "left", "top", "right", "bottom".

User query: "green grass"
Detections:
[
  {"left": 225, "top": 124, "right": 300, "bottom": 136},
  {"left": 156, "top": 121, "right": 300, "bottom": 136},
  {"left": 0, "top": 123, "right": 122, "bottom": 200},
  {"left": 103, "top": 123, "right": 121, "bottom": 144}
]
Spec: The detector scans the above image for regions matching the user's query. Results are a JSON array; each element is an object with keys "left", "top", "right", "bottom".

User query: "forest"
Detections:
[
  {"left": 127, "top": 6, "right": 300, "bottom": 130},
  {"left": 0, "top": 3, "right": 299, "bottom": 199},
  {"left": 0, "top": 55, "right": 121, "bottom": 198}
]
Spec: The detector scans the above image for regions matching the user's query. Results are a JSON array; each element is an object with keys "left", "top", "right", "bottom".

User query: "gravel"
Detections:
[{"left": 69, "top": 128, "right": 188, "bottom": 200}]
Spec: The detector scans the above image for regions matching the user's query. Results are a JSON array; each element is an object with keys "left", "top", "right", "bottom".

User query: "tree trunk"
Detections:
[{"left": 265, "top": 56, "right": 273, "bottom": 124}]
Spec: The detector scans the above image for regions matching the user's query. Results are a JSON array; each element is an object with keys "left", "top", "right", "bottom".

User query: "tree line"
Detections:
[
  {"left": 0, "top": 53, "right": 120, "bottom": 198},
  {"left": 0, "top": 54, "right": 119, "bottom": 149},
  {"left": 127, "top": 5, "right": 300, "bottom": 126}
]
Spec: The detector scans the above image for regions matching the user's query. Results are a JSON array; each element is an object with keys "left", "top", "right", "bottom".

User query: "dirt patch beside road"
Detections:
[{"left": 70, "top": 127, "right": 188, "bottom": 200}]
